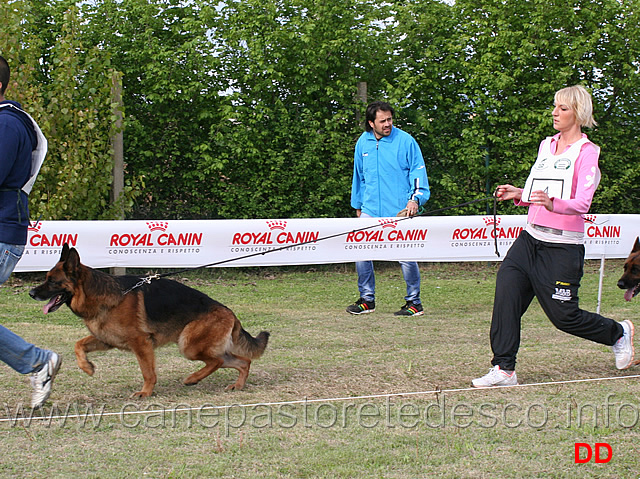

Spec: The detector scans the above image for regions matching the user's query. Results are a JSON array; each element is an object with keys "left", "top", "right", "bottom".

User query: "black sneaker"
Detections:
[
  {"left": 346, "top": 298, "right": 375, "bottom": 315},
  {"left": 394, "top": 301, "right": 424, "bottom": 316}
]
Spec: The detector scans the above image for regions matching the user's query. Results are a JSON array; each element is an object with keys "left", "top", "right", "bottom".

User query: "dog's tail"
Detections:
[{"left": 231, "top": 319, "right": 270, "bottom": 359}]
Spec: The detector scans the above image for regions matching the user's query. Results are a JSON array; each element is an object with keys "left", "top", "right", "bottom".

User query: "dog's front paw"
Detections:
[
  {"left": 130, "top": 390, "right": 153, "bottom": 398},
  {"left": 225, "top": 383, "right": 244, "bottom": 391}
]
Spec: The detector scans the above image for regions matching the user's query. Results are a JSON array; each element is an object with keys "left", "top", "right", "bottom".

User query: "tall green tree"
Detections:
[
  {"left": 204, "top": 0, "right": 395, "bottom": 219},
  {"left": 80, "top": 0, "right": 227, "bottom": 219},
  {"left": 393, "top": 0, "right": 640, "bottom": 215},
  {"left": 6, "top": 0, "right": 640, "bottom": 221},
  {"left": 1, "top": 1, "right": 135, "bottom": 220},
  {"left": 584, "top": 0, "right": 640, "bottom": 213}
]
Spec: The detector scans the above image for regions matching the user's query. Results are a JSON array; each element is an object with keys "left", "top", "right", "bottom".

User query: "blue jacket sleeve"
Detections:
[
  {"left": 407, "top": 138, "right": 430, "bottom": 206},
  {"left": 350, "top": 138, "right": 365, "bottom": 210}
]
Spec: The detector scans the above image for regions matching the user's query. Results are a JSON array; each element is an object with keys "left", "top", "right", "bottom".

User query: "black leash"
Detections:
[{"left": 122, "top": 194, "right": 500, "bottom": 295}]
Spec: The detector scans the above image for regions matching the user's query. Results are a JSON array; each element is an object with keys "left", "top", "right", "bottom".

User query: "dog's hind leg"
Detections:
[
  {"left": 183, "top": 357, "right": 224, "bottom": 386},
  {"left": 221, "top": 354, "right": 251, "bottom": 391},
  {"left": 182, "top": 354, "right": 251, "bottom": 391},
  {"left": 75, "top": 335, "right": 113, "bottom": 376}
]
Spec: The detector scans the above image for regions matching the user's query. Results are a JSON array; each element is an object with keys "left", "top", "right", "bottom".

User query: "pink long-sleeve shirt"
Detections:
[{"left": 516, "top": 132, "right": 600, "bottom": 233}]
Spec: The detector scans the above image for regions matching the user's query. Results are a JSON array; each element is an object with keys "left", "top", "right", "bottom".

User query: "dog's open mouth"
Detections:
[
  {"left": 624, "top": 283, "right": 640, "bottom": 302},
  {"left": 43, "top": 294, "right": 69, "bottom": 314}
]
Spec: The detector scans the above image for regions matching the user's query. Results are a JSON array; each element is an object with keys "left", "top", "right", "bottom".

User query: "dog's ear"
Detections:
[
  {"left": 634, "top": 237, "right": 640, "bottom": 254},
  {"left": 60, "top": 243, "right": 70, "bottom": 262},
  {"left": 63, "top": 246, "right": 81, "bottom": 274}
]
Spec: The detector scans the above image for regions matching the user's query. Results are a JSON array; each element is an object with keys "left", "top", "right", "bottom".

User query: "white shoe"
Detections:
[
  {"left": 472, "top": 365, "right": 518, "bottom": 388},
  {"left": 30, "top": 352, "right": 62, "bottom": 408},
  {"left": 612, "top": 320, "right": 635, "bottom": 370}
]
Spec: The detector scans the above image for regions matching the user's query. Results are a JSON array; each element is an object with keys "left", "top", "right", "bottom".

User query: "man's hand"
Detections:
[{"left": 405, "top": 200, "right": 419, "bottom": 217}]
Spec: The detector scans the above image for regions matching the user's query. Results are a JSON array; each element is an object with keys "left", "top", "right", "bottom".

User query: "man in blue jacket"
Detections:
[
  {"left": 347, "top": 101, "right": 430, "bottom": 316},
  {"left": 0, "top": 55, "right": 61, "bottom": 408}
]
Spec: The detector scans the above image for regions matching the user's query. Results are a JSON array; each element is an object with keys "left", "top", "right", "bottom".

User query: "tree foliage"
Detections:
[
  {"left": 392, "top": 0, "right": 640, "bottom": 215},
  {"left": 202, "top": 0, "right": 394, "bottom": 218},
  {"left": 80, "top": 0, "right": 225, "bottom": 219},
  {"left": 1, "top": 1, "right": 139, "bottom": 220},
  {"left": 3, "top": 0, "right": 640, "bottom": 220}
]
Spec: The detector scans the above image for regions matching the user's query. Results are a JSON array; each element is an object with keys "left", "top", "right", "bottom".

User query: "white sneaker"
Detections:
[
  {"left": 30, "top": 352, "right": 62, "bottom": 408},
  {"left": 612, "top": 320, "right": 635, "bottom": 370},
  {"left": 472, "top": 365, "right": 518, "bottom": 388}
]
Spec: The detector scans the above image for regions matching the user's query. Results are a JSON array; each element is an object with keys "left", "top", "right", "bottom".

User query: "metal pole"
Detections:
[{"left": 597, "top": 255, "right": 605, "bottom": 314}]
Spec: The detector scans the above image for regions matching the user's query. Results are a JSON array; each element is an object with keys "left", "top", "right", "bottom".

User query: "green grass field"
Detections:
[{"left": 0, "top": 260, "right": 638, "bottom": 478}]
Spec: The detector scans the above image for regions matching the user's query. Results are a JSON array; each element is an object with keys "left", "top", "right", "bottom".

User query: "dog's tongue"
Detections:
[
  {"left": 625, "top": 289, "right": 635, "bottom": 302},
  {"left": 43, "top": 296, "right": 58, "bottom": 314}
]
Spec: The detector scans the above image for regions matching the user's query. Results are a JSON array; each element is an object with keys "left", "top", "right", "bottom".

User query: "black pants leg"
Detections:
[
  {"left": 490, "top": 231, "right": 623, "bottom": 370},
  {"left": 490, "top": 232, "right": 536, "bottom": 370}
]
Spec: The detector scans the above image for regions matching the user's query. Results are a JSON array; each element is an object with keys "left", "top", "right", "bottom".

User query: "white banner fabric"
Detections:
[{"left": 15, "top": 214, "right": 637, "bottom": 272}]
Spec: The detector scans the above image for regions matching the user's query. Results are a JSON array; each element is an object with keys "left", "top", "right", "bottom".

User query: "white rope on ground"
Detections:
[{"left": 1, "top": 372, "right": 639, "bottom": 424}]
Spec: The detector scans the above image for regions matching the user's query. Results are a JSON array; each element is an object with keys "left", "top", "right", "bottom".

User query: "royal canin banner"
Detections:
[{"left": 15, "top": 214, "right": 638, "bottom": 272}]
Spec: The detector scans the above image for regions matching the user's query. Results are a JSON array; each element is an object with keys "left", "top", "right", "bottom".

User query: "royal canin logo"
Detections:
[
  {"left": 584, "top": 215, "right": 620, "bottom": 238},
  {"left": 345, "top": 219, "right": 428, "bottom": 243},
  {"left": 266, "top": 220, "right": 287, "bottom": 231},
  {"left": 378, "top": 218, "right": 398, "bottom": 229},
  {"left": 28, "top": 221, "right": 78, "bottom": 247},
  {"left": 482, "top": 217, "right": 501, "bottom": 227},
  {"left": 110, "top": 221, "right": 202, "bottom": 247},
  {"left": 232, "top": 221, "right": 319, "bottom": 245},
  {"left": 146, "top": 221, "right": 168, "bottom": 232},
  {"left": 28, "top": 221, "right": 42, "bottom": 232},
  {"left": 452, "top": 217, "right": 521, "bottom": 240}
]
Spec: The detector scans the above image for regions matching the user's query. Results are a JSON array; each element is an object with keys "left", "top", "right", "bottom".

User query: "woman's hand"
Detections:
[
  {"left": 494, "top": 184, "right": 522, "bottom": 202},
  {"left": 528, "top": 190, "right": 554, "bottom": 211}
]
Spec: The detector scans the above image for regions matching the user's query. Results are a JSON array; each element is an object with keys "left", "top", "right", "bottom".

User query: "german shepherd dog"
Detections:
[
  {"left": 618, "top": 237, "right": 640, "bottom": 302},
  {"left": 29, "top": 244, "right": 270, "bottom": 398}
]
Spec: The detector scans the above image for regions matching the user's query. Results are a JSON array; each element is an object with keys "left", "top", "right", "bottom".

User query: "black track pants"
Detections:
[{"left": 490, "top": 231, "right": 623, "bottom": 370}]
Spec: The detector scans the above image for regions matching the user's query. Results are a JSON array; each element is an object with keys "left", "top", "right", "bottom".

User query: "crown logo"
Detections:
[
  {"left": 584, "top": 214, "right": 596, "bottom": 224},
  {"left": 483, "top": 217, "right": 501, "bottom": 227},
  {"left": 146, "top": 221, "right": 168, "bottom": 232},
  {"left": 266, "top": 220, "right": 287, "bottom": 231},
  {"left": 28, "top": 221, "right": 42, "bottom": 232},
  {"left": 378, "top": 218, "right": 398, "bottom": 229}
]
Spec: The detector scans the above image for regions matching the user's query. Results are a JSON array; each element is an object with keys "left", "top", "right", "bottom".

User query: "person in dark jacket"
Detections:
[{"left": 0, "top": 55, "right": 61, "bottom": 408}]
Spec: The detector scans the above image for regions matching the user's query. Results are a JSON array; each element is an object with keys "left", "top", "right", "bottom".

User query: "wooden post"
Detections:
[
  {"left": 110, "top": 70, "right": 126, "bottom": 276},
  {"left": 356, "top": 81, "right": 367, "bottom": 126}
]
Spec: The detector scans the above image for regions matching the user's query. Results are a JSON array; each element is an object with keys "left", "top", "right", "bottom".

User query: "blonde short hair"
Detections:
[{"left": 554, "top": 85, "right": 597, "bottom": 128}]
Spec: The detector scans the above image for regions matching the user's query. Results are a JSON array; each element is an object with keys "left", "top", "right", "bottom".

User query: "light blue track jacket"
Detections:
[{"left": 351, "top": 126, "right": 430, "bottom": 217}]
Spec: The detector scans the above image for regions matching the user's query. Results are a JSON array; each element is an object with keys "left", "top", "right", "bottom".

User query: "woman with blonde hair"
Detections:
[{"left": 473, "top": 85, "right": 634, "bottom": 387}]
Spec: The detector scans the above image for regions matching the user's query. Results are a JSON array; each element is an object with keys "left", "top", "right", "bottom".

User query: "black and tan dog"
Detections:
[
  {"left": 618, "top": 237, "right": 640, "bottom": 302},
  {"left": 29, "top": 244, "right": 269, "bottom": 398}
]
